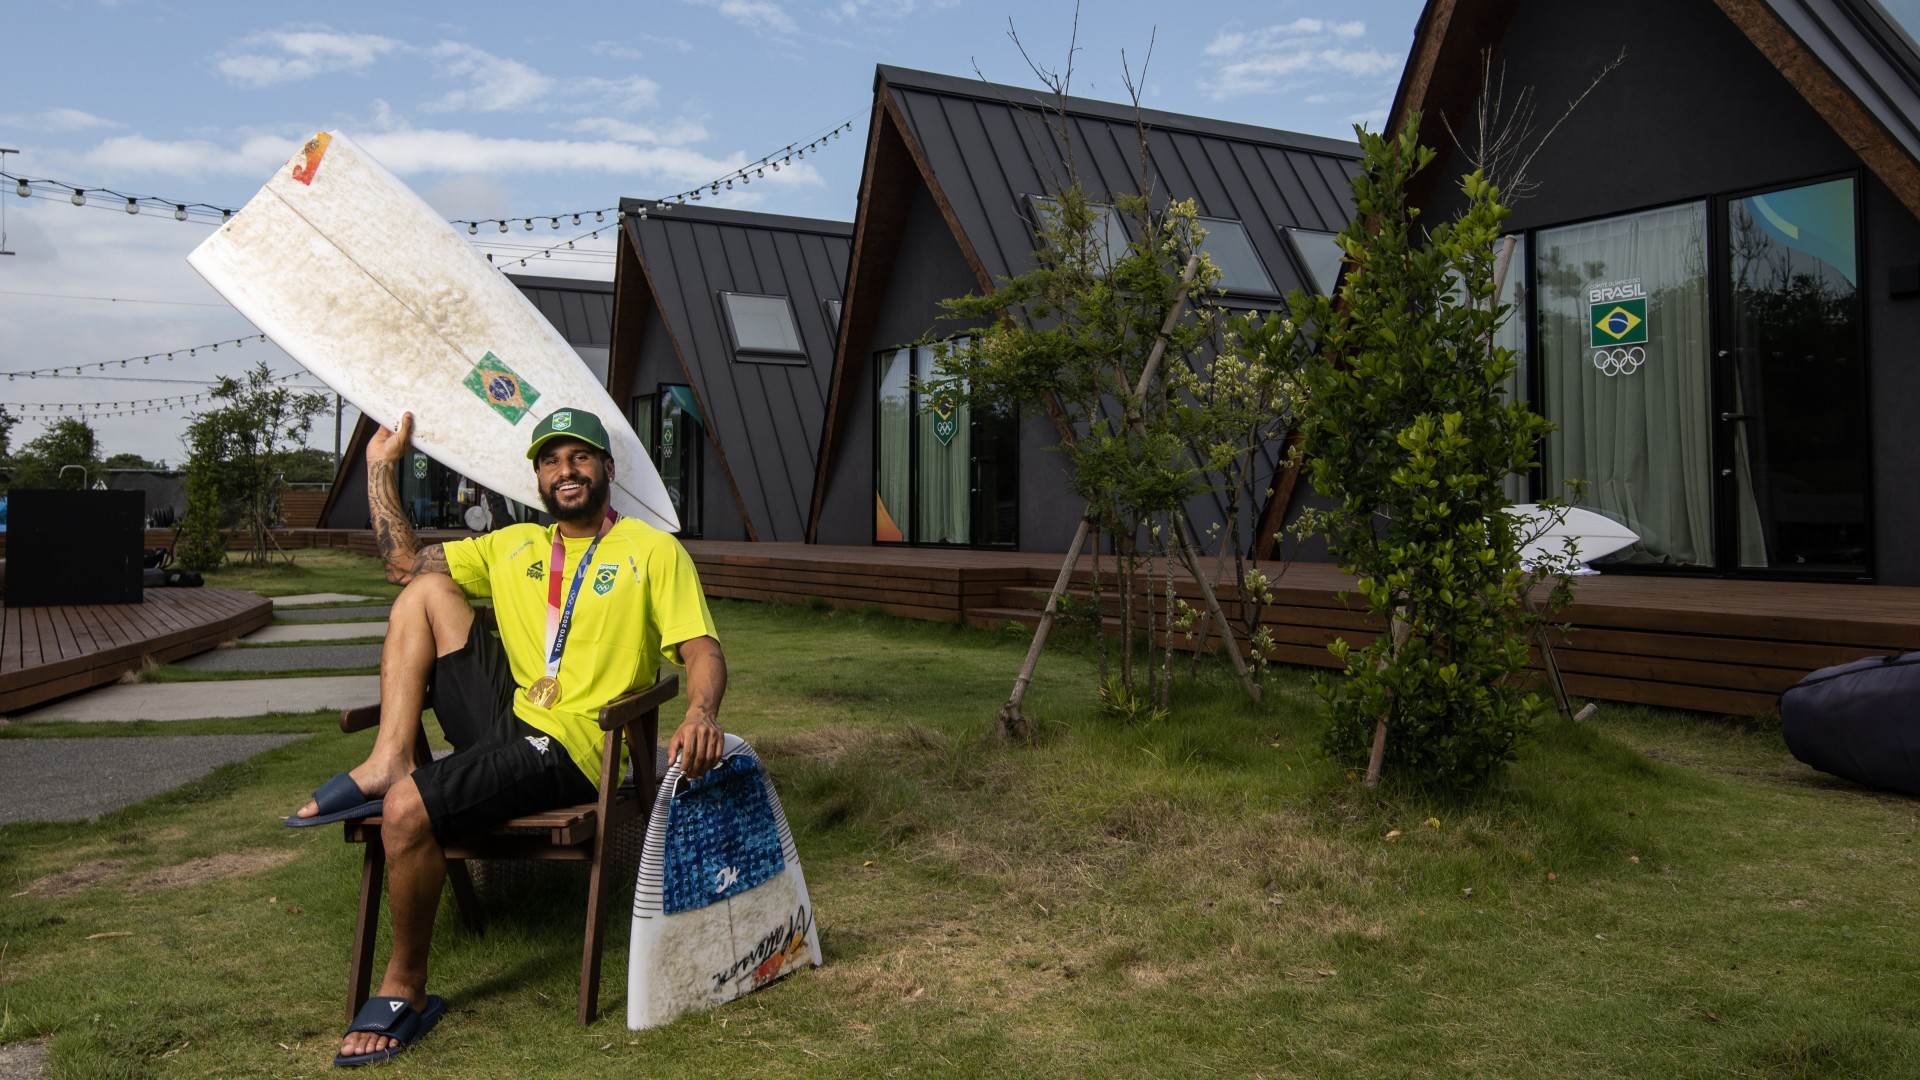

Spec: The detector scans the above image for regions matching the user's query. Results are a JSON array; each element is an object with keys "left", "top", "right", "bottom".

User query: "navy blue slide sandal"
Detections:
[
  {"left": 284, "top": 772, "right": 382, "bottom": 828},
  {"left": 333, "top": 995, "right": 445, "bottom": 1068}
]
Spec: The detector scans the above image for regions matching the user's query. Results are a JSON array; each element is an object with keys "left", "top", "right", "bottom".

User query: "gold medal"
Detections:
[{"left": 527, "top": 675, "right": 560, "bottom": 708}]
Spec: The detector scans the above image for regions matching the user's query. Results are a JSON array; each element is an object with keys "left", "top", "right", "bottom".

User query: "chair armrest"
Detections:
[
  {"left": 597, "top": 673, "right": 679, "bottom": 731},
  {"left": 340, "top": 704, "right": 382, "bottom": 733}
]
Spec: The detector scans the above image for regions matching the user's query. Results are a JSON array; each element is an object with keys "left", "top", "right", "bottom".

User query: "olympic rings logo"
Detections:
[{"left": 1592, "top": 346, "right": 1646, "bottom": 377}]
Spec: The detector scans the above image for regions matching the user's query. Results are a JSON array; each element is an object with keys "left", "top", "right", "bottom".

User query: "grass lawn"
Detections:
[
  {"left": 3, "top": 552, "right": 1917, "bottom": 1077},
  {"left": 199, "top": 549, "right": 403, "bottom": 601}
]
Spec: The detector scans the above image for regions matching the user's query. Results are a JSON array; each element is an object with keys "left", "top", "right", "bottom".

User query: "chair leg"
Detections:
[
  {"left": 577, "top": 850, "right": 614, "bottom": 1024},
  {"left": 349, "top": 836, "right": 385, "bottom": 1024},
  {"left": 446, "top": 859, "right": 485, "bottom": 935}
]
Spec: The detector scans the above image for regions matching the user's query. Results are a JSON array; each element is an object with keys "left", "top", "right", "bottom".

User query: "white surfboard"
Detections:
[
  {"left": 629, "top": 735, "right": 820, "bottom": 1030},
  {"left": 1506, "top": 504, "right": 1640, "bottom": 570},
  {"left": 187, "top": 131, "right": 677, "bottom": 532}
]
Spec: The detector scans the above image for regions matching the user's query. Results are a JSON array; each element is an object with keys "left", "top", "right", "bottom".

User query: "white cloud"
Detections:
[
  {"left": 0, "top": 107, "right": 121, "bottom": 133},
  {"left": 573, "top": 75, "right": 662, "bottom": 113},
  {"left": 563, "top": 116, "right": 711, "bottom": 145},
  {"left": 827, "top": 0, "right": 956, "bottom": 21},
  {"left": 214, "top": 28, "right": 400, "bottom": 87},
  {"left": 685, "top": 0, "right": 797, "bottom": 35},
  {"left": 590, "top": 35, "right": 695, "bottom": 58},
  {"left": 1199, "top": 19, "right": 1397, "bottom": 100},
  {"left": 424, "top": 42, "right": 556, "bottom": 113},
  {"left": 62, "top": 126, "right": 820, "bottom": 193}
]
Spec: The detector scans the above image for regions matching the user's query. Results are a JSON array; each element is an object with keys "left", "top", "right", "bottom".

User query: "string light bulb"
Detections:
[
  {"left": 71, "top": 188, "right": 86, "bottom": 206},
  {"left": 499, "top": 220, "right": 509, "bottom": 233},
  {"left": 126, "top": 197, "right": 139, "bottom": 215},
  {"left": 467, "top": 222, "right": 478, "bottom": 235},
  {"left": 595, "top": 210, "right": 604, "bottom": 222},
  {"left": 15, "top": 179, "right": 28, "bottom": 198},
  {"left": 174, "top": 204, "right": 187, "bottom": 221}
]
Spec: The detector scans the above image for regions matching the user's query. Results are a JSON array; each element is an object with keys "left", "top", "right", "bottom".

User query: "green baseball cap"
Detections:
[{"left": 526, "top": 407, "right": 612, "bottom": 460}]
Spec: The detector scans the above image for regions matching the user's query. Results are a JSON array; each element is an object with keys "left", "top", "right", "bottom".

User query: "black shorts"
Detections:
[{"left": 413, "top": 610, "right": 596, "bottom": 845}]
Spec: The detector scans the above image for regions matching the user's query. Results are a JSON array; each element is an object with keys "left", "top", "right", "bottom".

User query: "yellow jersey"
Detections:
[{"left": 441, "top": 518, "right": 718, "bottom": 784}]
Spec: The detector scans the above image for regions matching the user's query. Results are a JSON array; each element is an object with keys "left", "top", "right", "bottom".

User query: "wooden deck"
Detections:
[
  {"left": 0, "top": 588, "right": 273, "bottom": 714},
  {"left": 685, "top": 541, "right": 1920, "bottom": 717}
]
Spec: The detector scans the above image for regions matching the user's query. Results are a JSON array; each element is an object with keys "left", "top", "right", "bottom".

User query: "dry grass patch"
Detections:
[
  {"left": 11, "top": 859, "right": 130, "bottom": 900},
  {"left": 124, "top": 849, "right": 298, "bottom": 892}
]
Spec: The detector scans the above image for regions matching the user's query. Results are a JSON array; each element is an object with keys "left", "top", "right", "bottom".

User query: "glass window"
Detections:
[
  {"left": 657, "top": 385, "right": 703, "bottom": 537},
  {"left": 872, "top": 339, "right": 1017, "bottom": 546},
  {"left": 1028, "top": 195, "right": 1128, "bottom": 268},
  {"left": 874, "top": 349, "right": 911, "bottom": 543},
  {"left": 719, "top": 292, "right": 804, "bottom": 358},
  {"left": 1725, "top": 177, "right": 1867, "bottom": 573},
  {"left": 1492, "top": 234, "right": 1529, "bottom": 503},
  {"left": 1282, "top": 227, "right": 1345, "bottom": 294},
  {"left": 1536, "top": 202, "right": 1713, "bottom": 567},
  {"left": 824, "top": 298, "right": 843, "bottom": 342},
  {"left": 1197, "top": 217, "right": 1276, "bottom": 295}
]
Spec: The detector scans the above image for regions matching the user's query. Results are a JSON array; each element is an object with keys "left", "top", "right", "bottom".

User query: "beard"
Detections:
[{"left": 539, "top": 471, "right": 609, "bottom": 524}]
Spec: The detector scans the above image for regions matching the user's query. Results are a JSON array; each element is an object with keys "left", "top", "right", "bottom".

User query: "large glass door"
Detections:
[
  {"left": 655, "top": 386, "right": 702, "bottom": 538},
  {"left": 1536, "top": 203, "right": 1716, "bottom": 567},
  {"left": 873, "top": 342, "right": 1017, "bottom": 546},
  {"left": 1720, "top": 177, "right": 1869, "bottom": 574}
]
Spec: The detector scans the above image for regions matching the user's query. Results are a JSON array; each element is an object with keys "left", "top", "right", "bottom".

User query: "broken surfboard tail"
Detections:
[
  {"left": 629, "top": 734, "right": 821, "bottom": 1030},
  {"left": 186, "top": 129, "right": 679, "bottom": 534}
]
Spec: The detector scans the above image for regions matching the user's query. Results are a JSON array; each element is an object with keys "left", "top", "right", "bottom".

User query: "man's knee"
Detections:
[
  {"left": 391, "top": 576, "right": 473, "bottom": 655},
  {"left": 381, "top": 778, "right": 436, "bottom": 852}
]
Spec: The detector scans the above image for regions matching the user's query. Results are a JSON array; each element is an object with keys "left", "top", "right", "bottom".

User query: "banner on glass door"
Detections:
[
  {"left": 1588, "top": 278, "right": 1648, "bottom": 376},
  {"left": 930, "top": 391, "right": 959, "bottom": 447}
]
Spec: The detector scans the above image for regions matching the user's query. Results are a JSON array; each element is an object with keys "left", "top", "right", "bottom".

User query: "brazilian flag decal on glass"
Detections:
[
  {"left": 464, "top": 351, "right": 542, "bottom": 424},
  {"left": 1589, "top": 298, "right": 1648, "bottom": 348}
]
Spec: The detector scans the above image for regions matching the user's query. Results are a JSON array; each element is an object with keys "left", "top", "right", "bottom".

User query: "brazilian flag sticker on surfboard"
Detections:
[{"left": 463, "top": 351, "right": 541, "bottom": 424}]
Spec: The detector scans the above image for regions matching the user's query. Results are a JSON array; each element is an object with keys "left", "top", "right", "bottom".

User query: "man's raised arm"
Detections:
[{"left": 367, "top": 411, "right": 449, "bottom": 585}]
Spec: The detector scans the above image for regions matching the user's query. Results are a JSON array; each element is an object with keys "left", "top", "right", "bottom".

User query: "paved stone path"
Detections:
[
  {"left": 269, "top": 592, "right": 375, "bottom": 607},
  {"left": 243, "top": 623, "right": 387, "bottom": 644},
  {"left": 0, "top": 735, "right": 304, "bottom": 823},
  {"left": 17, "top": 676, "right": 380, "bottom": 722},
  {"left": 178, "top": 643, "right": 381, "bottom": 673},
  {"left": 277, "top": 604, "right": 392, "bottom": 623}
]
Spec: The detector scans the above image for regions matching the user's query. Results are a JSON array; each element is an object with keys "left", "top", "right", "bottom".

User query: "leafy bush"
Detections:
[{"left": 1298, "top": 121, "right": 1566, "bottom": 790}]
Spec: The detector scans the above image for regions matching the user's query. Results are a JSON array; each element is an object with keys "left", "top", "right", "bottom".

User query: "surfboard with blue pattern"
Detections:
[{"left": 628, "top": 735, "right": 820, "bottom": 1029}]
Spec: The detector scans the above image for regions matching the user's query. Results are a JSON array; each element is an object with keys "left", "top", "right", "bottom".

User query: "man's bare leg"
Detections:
[
  {"left": 295, "top": 575, "right": 474, "bottom": 819},
  {"left": 316, "top": 575, "right": 471, "bottom": 1059}
]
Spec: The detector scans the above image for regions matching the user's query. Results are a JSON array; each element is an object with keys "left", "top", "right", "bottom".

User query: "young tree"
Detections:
[
  {"left": 103, "top": 452, "right": 166, "bottom": 470},
  {"left": 1298, "top": 121, "right": 1569, "bottom": 791},
  {"left": 5, "top": 417, "right": 103, "bottom": 491},
  {"left": 176, "top": 362, "right": 329, "bottom": 568}
]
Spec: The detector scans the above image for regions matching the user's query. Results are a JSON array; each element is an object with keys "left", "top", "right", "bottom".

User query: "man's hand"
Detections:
[
  {"left": 369, "top": 411, "right": 414, "bottom": 467},
  {"left": 668, "top": 709, "right": 724, "bottom": 778}
]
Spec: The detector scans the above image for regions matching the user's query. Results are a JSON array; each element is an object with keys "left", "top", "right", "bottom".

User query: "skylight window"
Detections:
[
  {"left": 1027, "top": 195, "right": 1129, "bottom": 268},
  {"left": 720, "top": 292, "right": 805, "bottom": 362},
  {"left": 1196, "top": 217, "right": 1276, "bottom": 295},
  {"left": 824, "top": 298, "right": 843, "bottom": 341},
  {"left": 1283, "top": 227, "right": 1346, "bottom": 295}
]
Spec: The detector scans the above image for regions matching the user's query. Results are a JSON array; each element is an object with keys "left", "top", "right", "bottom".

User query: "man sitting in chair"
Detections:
[{"left": 290, "top": 407, "right": 726, "bottom": 1067}]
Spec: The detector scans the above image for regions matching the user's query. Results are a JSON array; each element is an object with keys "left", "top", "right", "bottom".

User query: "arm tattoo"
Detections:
[{"left": 367, "top": 459, "right": 446, "bottom": 583}]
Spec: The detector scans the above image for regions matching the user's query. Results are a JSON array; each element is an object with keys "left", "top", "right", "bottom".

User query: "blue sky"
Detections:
[{"left": 0, "top": 0, "right": 1423, "bottom": 463}]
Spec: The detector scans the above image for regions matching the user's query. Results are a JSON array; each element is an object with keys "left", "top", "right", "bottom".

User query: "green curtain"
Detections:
[
  {"left": 1537, "top": 203, "right": 1718, "bottom": 567},
  {"left": 914, "top": 346, "right": 969, "bottom": 544}
]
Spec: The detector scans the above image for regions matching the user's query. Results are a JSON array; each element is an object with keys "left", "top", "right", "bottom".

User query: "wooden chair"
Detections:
[{"left": 338, "top": 673, "right": 678, "bottom": 1025}]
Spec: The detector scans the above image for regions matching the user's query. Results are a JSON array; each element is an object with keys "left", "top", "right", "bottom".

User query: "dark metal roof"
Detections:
[
  {"left": 875, "top": 64, "right": 1364, "bottom": 294},
  {"left": 1766, "top": 0, "right": 1920, "bottom": 165},
  {"left": 617, "top": 198, "right": 852, "bottom": 542},
  {"left": 504, "top": 272, "right": 614, "bottom": 347}
]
